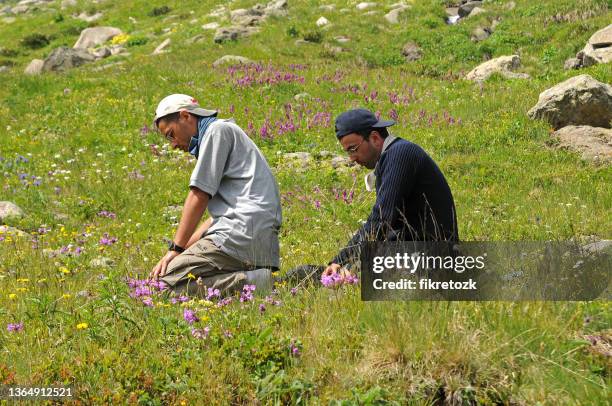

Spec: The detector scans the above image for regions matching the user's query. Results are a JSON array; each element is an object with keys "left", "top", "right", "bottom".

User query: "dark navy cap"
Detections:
[{"left": 334, "top": 108, "right": 395, "bottom": 139}]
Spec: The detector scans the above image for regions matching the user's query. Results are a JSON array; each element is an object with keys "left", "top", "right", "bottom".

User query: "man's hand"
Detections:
[
  {"left": 323, "top": 263, "right": 342, "bottom": 276},
  {"left": 149, "top": 250, "right": 180, "bottom": 280},
  {"left": 323, "top": 263, "right": 354, "bottom": 280}
]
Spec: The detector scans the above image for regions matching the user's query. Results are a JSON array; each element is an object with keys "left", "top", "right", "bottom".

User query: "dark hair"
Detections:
[
  {"left": 155, "top": 111, "right": 180, "bottom": 129},
  {"left": 356, "top": 127, "right": 389, "bottom": 140}
]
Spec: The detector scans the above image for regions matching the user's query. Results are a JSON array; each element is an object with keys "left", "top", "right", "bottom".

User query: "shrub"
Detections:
[
  {"left": 21, "top": 33, "right": 51, "bottom": 50},
  {"left": 149, "top": 6, "right": 171, "bottom": 17},
  {"left": 126, "top": 36, "right": 149, "bottom": 47},
  {"left": 303, "top": 30, "right": 322, "bottom": 43}
]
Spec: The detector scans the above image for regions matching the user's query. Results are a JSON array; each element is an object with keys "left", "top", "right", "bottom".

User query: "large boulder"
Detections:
[
  {"left": 465, "top": 55, "right": 529, "bottom": 82},
  {"left": 401, "top": 41, "right": 422, "bottom": 61},
  {"left": 552, "top": 126, "right": 612, "bottom": 164},
  {"left": 0, "top": 201, "right": 24, "bottom": 221},
  {"left": 42, "top": 47, "right": 95, "bottom": 72},
  {"left": 73, "top": 26, "right": 122, "bottom": 49},
  {"left": 384, "top": 4, "right": 410, "bottom": 24},
  {"left": 581, "top": 24, "right": 612, "bottom": 67},
  {"left": 527, "top": 74, "right": 612, "bottom": 129}
]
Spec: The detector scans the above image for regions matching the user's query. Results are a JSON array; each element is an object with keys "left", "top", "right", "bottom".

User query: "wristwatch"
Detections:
[{"left": 168, "top": 241, "right": 186, "bottom": 253}]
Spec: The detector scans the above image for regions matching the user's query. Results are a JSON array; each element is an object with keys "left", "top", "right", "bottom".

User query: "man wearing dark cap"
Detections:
[{"left": 324, "top": 108, "right": 459, "bottom": 278}]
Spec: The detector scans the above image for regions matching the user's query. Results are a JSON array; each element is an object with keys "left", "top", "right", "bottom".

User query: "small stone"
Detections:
[
  {"left": 401, "top": 42, "right": 422, "bottom": 61},
  {"left": 316, "top": 16, "right": 329, "bottom": 27},
  {"left": 91, "top": 46, "right": 111, "bottom": 59},
  {"left": 293, "top": 92, "right": 311, "bottom": 101},
  {"left": 334, "top": 36, "right": 350, "bottom": 43},
  {"left": 0, "top": 202, "right": 24, "bottom": 221},
  {"left": 212, "top": 55, "right": 253, "bottom": 67},
  {"left": 152, "top": 38, "right": 171, "bottom": 55},
  {"left": 356, "top": 2, "right": 377, "bottom": 11},
  {"left": 202, "top": 22, "right": 220, "bottom": 30},
  {"left": 564, "top": 57, "right": 582, "bottom": 70},
  {"left": 0, "top": 225, "right": 29, "bottom": 238},
  {"left": 73, "top": 27, "right": 123, "bottom": 50},
  {"left": 90, "top": 257, "right": 115, "bottom": 268},
  {"left": 471, "top": 27, "right": 491, "bottom": 42},
  {"left": 468, "top": 7, "right": 486, "bottom": 17},
  {"left": 331, "top": 156, "right": 353, "bottom": 169},
  {"left": 24, "top": 59, "right": 44, "bottom": 75}
]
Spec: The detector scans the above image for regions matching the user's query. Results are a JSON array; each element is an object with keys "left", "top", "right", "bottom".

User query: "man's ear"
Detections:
[{"left": 179, "top": 110, "right": 191, "bottom": 121}]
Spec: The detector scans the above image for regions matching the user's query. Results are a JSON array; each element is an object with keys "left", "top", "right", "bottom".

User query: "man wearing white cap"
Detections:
[{"left": 148, "top": 94, "right": 282, "bottom": 296}]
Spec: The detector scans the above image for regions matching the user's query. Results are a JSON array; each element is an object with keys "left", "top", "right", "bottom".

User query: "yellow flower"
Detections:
[
  {"left": 187, "top": 273, "right": 196, "bottom": 280},
  {"left": 62, "top": 294, "right": 72, "bottom": 299},
  {"left": 37, "top": 278, "right": 47, "bottom": 283},
  {"left": 111, "top": 33, "right": 130, "bottom": 45},
  {"left": 76, "top": 323, "right": 88, "bottom": 330},
  {"left": 198, "top": 300, "right": 214, "bottom": 307},
  {"left": 16, "top": 287, "right": 28, "bottom": 292},
  {"left": 8, "top": 293, "right": 17, "bottom": 300},
  {"left": 59, "top": 267, "right": 71, "bottom": 275},
  {"left": 16, "top": 278, "right": 30, "bottom": 283}
]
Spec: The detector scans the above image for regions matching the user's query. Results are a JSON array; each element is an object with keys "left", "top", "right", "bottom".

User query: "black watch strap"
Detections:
[{"left": 168, "top": 241, "right": 186, "bottom": 253}]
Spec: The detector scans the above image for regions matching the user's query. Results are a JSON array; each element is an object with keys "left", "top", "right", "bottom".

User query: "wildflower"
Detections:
[
  {"left": 264, "top": 296, "right": 281, "bottom": 306},
  {"left": 206, "top": 288, "right": 220, "bottom": 300},
  {"left": 289, "top": 341, "right": 300, "bottom": 357},
  {"left": 217, "top": 297, "right": 233, "bottom": 308},
  {"left": 183, "top": 308, "right": 199, "bottom": 325},
  {"left": 187, "top": 273, "right": 196, "bottom": 280},
  {"left": 76, "top": 322, "right": 88, "bottom": 330},
  {"left": 240, "top": 284, "right": 256, "bottom": 302},
  {"left": 191, "top": 326, "right": 210, "bottom": 339},
  {"left": 59, "top": 267, "right": 71, "bottom": 275},
  {"left": 7, "top": 322, "right": 24, "bottom": 333},
  {"left": 290, "top": 287, "right": 298, "bottom": 296},
  {"left": 8, "top": 293, "right": 17, "bottom": 300},
  {"left": 142, "top": 297, "right": 154, "bottom": 307},
  {"left": 259, "top": 303, "right": 266, "bottom": 314},
  {"left": 223, "top": 330, "right": 233, "bottom": 338}
]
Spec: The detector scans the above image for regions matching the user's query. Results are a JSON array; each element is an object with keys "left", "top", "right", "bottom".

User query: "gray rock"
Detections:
[
  {"left": 91, "top": 47, "right": 111, "bottom": 59},
  {"left": 294, "top": 92, "right": 311, "bottom": 101},
  {"left": 331, "top": 156, "right": 354, "bottom": 168},
  {"left": 528, "top": 75, "right": 612, "bottom": 129},
  {"left": 90, "top": 257, "right": 114, "bottom": 268},
  {"left": 282, "top": 152, "right": 313, "bottom": 169},
  {"left": 458, "top": 1, "right": 482, "bottom": 17},
  {"left": 0, "top": 201, "right": 24, "bottom": 221},
  {"left": 552, "top": 126, "right": 611, "bottom": 164},
  {"left": 24, "top": 58, "right": 44, "bottom": 75},
  {"left": 316, "top": 16, "right": 329, "bottom": 27},
  {"left": 152, "top": 38, "right": 171, "bottom": 55},
  {"left": 564, "top": 57, "right": 582, "bottom": 70},
  {"left": 0, "top": 66, "right": 9, "bottom": 73},
  {"left": 466, "top": 55, "right": 529, "bottom": 82},
  {"left": 401, "top": 42, "right": 422, "bottom": 61},
  {"left": 61, "top": 0, "right": 76, "bottom": 8},
  {"left": 42, "top": 47, "right": 95, "bottom": 72},
  {"left": 334, "top": 36, "right": 350, "bottom": 43},
  {"left": 214, "top": 26, "right": 258, "bottom": 43},
  {"left": 471, "top": 27, "right": 491, "bottom": 42},
  {"left": 581, "top": 24, "right": 612, "bottom": 67},
  {"left": 468, "top": 6, "right": 486, "bottom": 17},
  {"left": 73, "top": 26, "right": 122, "bottom": 49},
  {"left": 11, "top": 4, "right": 28, "bottom": 14},
  {"left": 319, "top": 5, "right": 335, "bottom": 11},
  {"left": 74, "top": 11, "right": 103, "bottom": 22},
  {"left": 0, "top": 225, "right": 29, "bottom": 238},
  {"left": 212, "top": 55, "right": 252, "bottom": 67},
  {"left": 356, "top": 2, "right": 377, "bottom": 10},
  {"left": 187, "top": 34, "right": 206, "bottom": 44},
  {"left": 202, "top": 22, "right": 220, "bottom": 30},
  {"left": 505, "top": 1, "right": 516, "bottom": 10},
  {"left": 384, "top": 5, "right": 410, "bottom": 24}
]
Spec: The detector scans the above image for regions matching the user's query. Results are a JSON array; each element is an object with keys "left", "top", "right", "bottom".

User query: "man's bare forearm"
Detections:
[
  {"left": 186, "top": 217, "right": 213, "bottom": 248},
  {"left": 172, "top": 187, "right": 209, "bottom": 248}
]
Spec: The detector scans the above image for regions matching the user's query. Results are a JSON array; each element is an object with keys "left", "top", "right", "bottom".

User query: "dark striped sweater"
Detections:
[{"left": 332, "top": 137, "right": 459, "bottom": 266}]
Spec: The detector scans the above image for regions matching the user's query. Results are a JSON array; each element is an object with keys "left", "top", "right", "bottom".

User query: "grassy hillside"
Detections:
[{"left": 0, "top": 0, "right": 610, "bottom": 404}]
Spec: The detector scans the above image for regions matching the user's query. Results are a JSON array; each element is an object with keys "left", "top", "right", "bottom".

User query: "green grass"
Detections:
[{"left": 0, "top": 0, "right": 611, "bottom": 403}]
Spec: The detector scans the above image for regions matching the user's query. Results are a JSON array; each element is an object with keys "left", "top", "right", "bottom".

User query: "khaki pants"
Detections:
[{"left": 160, "top": 236, "right": 249, "bottom": 297}]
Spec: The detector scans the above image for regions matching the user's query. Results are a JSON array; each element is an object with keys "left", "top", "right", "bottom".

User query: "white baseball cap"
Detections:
[{"left": 154, "top": 94, "right": 217, "bottom": 125}]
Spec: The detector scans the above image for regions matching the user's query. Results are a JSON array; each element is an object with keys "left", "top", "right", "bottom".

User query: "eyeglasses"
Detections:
[
  {"left": 164, "top": 128, "right": 175, "bottom": 142},
  {"left": 344, "top": 139, "right": 365, "bottom": 155}
]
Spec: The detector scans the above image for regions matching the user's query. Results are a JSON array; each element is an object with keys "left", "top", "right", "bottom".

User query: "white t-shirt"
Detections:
[{"left": 189, "top": 119, "right": 282, "bottom": 267}]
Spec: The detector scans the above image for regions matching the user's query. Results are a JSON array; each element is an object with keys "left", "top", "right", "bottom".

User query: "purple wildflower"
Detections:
[
  {"left": 259, "top": 303, "right": 266, "bottom": 314},
  {"left": 240, "top": 284, "right": 256, "bottom": 302},
  {"left": 290, "top": 287, "right": 298, "bottom": 296},
  {"left": 290, "top": 341, "right": 300, "bottom": 357},
  {"left": 206, "top": 288, "right": 221, "bottom": 301},
  {"left": 7, "top": 322, "right": 24, "bottom": 333},
  {"left": 142, "top": 297, "right": 154, "bottom": 307},
  {"left": 183, "top": 308, "right": 199, "bottom": 325}
]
